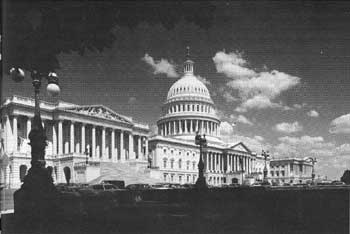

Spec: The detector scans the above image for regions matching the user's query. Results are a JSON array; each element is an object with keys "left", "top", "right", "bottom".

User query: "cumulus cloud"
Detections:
[
  {"left": 196, "top": 75, "right": 211, "bottom": 85},
  {"left": 229, "top": 114, "right": 254, "bottom": 126},
  {"left": 213, "top": 51, "right": 300, "bottom": 112},
  {"left": 307, "top": 109, "right": 319, "bottom": 117},
  {"left": 142, "top": 53, "right": 179, "bottom": 78},
  {"left": 275, "top": 121, "right": 303, "bottom": 134},
  {"left": 329, "top": 113, "right": 350, "bottom": 134},
  {"left": 272, "top": 135, "right": 350, "bottom": 179},
  {"left": 219, "top": 121, "right": 269, "bottom": 153}
]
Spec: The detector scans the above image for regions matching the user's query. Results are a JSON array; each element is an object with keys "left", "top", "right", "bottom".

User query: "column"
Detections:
[
  {"left": 13, "top": 116, "right": 18, "bottom": 152},
  {"left": 144, "top": 138, "right": 148, "bottom": 159},
  {"left": 70, "top": 121, "right": 74, "bottom": 153},
  {"left": 26, "top": 117, "right": 31, "bottom": 138},
  {"left": 206, "top": 152, "right": 209, "bottom": 172},
  {"left": 81, "top": 124, "right": 86, "bottom": 154},
  {"left": 179, "top": 120, "right": 182, "bottom": 134},
  {"left": 184, "top": 119, "right": 187, "bottom": 133},
  {"left": 190, "top": 120, "right": 193, "bottom": 134},
  {"left": 196, "top": 120, "right": 199, "bottom": 132},
  {"left": 92, "top": 125, "right": 96, "bottom": 158},
  {"left": 52, "top": 122, "right": 57, "bottom": 155},
  {"left": 58, "top": 121, "right": 63, "bottom": 155},
  {"left": 5, "top": 116, "right": 13, "bottom": 152},
  {"left": 137, "top": 135, "right": 141, "bottom": 159},
  {"left": 101, "top": 127, "right": 106, "bottom": 160},
  {"left": 128, "top": 132, "right": 133, "bottom": 159},
  {"left": 213, "top": 153, "right": 216, "bottom": 172},
  {"left": 201, "top": 121, "right": 204, "bottom": 134},
  {"left": 111, "top": 129, "right": 115, "bottom": 161},
  {"left": 173, "top": 121, "right": 176, "bottom": 135},
  {"left": 120, "top": 130, "right": 124, "bottom": 160}
]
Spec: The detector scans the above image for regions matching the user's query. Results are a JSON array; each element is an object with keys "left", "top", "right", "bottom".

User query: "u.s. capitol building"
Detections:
[{"left": 0, "top": 53, "right": 266, "bottom": 189}]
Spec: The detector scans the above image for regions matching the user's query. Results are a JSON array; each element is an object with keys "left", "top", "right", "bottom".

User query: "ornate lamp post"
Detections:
[
  {"left": 310, "top": 157, "right": 317, "bottom": 184},
  {"left": 11, "top": 68, "right": 60, "bottom": 220},
  {"left": 195, "top": 132, "right": 207, "bottom": 189},
  {"left": 239, "top": 157, "right": 244, "bottom": 184},
  {"left": 262, "top": 150, "right": 269, "bottom": 183}
]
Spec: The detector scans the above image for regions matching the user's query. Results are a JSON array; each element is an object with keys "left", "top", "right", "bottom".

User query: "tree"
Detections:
[
  {"left": 3, "top": 1, "right": 216, "bottom": 73},
  {"left": 340, "top": 170, "right": 350, "bottom": 184}
]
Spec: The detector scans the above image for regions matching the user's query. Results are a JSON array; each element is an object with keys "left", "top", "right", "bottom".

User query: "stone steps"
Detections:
[{"left": 89, "top": 161, "right": 160, "bottom": 185}]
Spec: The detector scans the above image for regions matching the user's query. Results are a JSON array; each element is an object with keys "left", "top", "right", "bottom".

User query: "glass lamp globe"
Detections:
[
  {"left": 10, "top": 67, "right": 25, "bottom": 82},
  {"left": 47, "top": 83, "right": 60, "bottom": 97}
]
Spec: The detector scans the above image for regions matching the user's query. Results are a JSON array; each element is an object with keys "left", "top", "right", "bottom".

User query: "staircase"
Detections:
[{"left": 89, "top": 161, "right": 160, "bottom": 185}]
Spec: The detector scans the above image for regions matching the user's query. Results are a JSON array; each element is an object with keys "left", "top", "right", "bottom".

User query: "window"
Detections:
[
  {"left": 281, "top": 171, "right": 285, "bottom": 177},
  {"left": 179, "top": 176, "right": 182, "bottom": 183},
  {"left": 171, "top": 174, "right": 174, "bottom": 182},
  {"left": 271, "top": 171, "right": 274, "bottom": 177},
  {"left": 163, "top": 149, "right": 167, "bottom": 154},
  {"left": 193, "top": 162, "right": 196, "bottom": 170},
  {"left": 299, "top": 164, "right": 303, "bottom": 172},
  {"left": 276, "top": 171, "right": 279, "bottom": 177},
  {"left": 163, "top": 174, "right": 167, "bottom": 182},
  {"left": 290, "top": 163, "right": 293, "bottom": 171},
  {"left": 186, "top": 161, "right": 190, "bottom": 170},
  {"left": 163, "top": 158, "right": 167, "bottom": 168},
  {"left": 187, "top": 175, "right": 190, "bottom": 183},
  {"left": 170, "top": 159, "right": 174, "bottom": 169},
  {"left": 178, "top": 159, "right": 182, "bottom": 169}
]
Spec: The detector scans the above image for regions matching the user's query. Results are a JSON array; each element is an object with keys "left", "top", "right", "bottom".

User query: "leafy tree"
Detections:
[
  {"left": 3, "top": 1, "right": 216, "bottom": 73},
  {"left": 340, "top": 170, "right": 350, "bottom": 184}
]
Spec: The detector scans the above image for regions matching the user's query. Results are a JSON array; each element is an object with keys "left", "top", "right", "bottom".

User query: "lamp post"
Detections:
[
  {"left": 239, "top": 157, "right": 244, "bottom": 185},
  {"left": 195, "top": 132, "right": 207, "bottom": 189},
  {"left": 262, "top": 150, "right": 269, "bottom": 183},
  {"left": 11, "top": 68, "right": 60, "bottom": 221},
  {"left": 310, "top": 157, "right": 317, "bottom": 184}
]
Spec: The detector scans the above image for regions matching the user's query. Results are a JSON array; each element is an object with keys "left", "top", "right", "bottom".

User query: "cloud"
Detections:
[
  {"left": 196, "top": 75, "right": 211, "bottom": 85},
  {"left": 275, "top": 121, "right": 303, "bottom": 133},
  {"left": 219, "top": 121, "right": 269, "bottom": 153},
  {"left": 329, "top": 113, "right": 350, "bottom": 134},
  {"left": 142, "top": 53, "right": 179, "bottom": 78},
  {"left": 272, "top": 135, "right": 350, "bottom": 179},
  {"left": 307, "top": 109, "right": 319, "bottom": 117},
  {"left": 229, "top": 114, "right": 254, "bottom": 125},
  {"left": 213, "top": 51, "right": 300, "bottom": 112}
]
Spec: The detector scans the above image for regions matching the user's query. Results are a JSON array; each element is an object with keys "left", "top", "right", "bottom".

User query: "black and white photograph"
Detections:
[{"left": 1, "top": 1, "right": 350, "bottom": 233}]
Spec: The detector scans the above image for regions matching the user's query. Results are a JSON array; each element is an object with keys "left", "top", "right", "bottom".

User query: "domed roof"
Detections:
[{"left": 166, "top": 73, "right": 211, "bottom": 101}]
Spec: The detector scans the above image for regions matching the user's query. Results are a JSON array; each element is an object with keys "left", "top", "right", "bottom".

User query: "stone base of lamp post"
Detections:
[
  {"left": 14, "top": 165, "right": 58, "bottom": 231},
  {"left": 195, "top": 176, "right": 207, "bottom": 190}
]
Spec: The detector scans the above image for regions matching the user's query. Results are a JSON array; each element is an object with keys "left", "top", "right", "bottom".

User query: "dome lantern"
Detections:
[{"left": 184, "top": 46, "right": 194, "bottom": 75}]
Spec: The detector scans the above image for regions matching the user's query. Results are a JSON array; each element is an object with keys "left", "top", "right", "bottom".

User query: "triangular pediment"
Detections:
[
  {"left": 228, "top": 142, "right": 251, "bottom": 153},
  {"left": 60, "top": 105, "right": 133, "bottom": 124}
]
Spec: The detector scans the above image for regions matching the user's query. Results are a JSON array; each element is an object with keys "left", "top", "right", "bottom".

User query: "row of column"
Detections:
[
  {"left": 205, "top": 152, "right": 255, "bottom": 174},
  {"left": 2, "top": 115, "right": 148, "bottom": 161},
  {"left": 54, "top": 120, "right": 148, "bottom": 161},
  {"left": 159, "top": 119, "right": 219, "bottom": 136}
]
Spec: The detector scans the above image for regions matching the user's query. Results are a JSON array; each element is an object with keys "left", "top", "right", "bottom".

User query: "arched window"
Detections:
[
  {"left": 63, "top": 167, "right": 71, "bottom": 185},
  {"left": 197, "top": 105, "right": 199, "bottom": 111},
  {"left": 163, "top": 158, "right": 167, "bottom": 168},
  {"left": 19, "top": 165, "right": 27, "bottom": 182}
]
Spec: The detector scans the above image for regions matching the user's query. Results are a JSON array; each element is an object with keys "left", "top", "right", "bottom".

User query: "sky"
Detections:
[{"left": 2, "top": 1, "right": 350, "bottom": 179}]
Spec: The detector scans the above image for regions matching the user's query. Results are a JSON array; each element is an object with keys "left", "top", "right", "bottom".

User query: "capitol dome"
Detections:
[{"left": 157, "top": 49, "right": 221, "bottom": 142}]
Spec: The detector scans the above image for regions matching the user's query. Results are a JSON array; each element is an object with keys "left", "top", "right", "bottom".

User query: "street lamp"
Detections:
[
  {"left": 10, "top": 69, "right": 60, "bottom": 169},
  {"left": 309, "top": 157, "right": 317, "bottom": 184},
  {"left": 262, "top": 150, "right": 269, "bottom": 183},
  {"left": 239, "top": 157, "right": 244, "bottom": 185},
  {"left": 11, "top": 68, "right": 60, "bottom": 219},
  {"left": 195, "top": 132, "right": 207, "bottom": 189}
]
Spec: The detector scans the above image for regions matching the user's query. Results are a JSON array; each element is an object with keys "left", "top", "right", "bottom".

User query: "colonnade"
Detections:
[
  {"left": 2, "top": 115, "right": 148, "bottom": 161},
  {"left": 205, "top": 152, "right": 255, "bottom": 174},
  {"left": 159, "top": 119, "right": 219, "bottom": 136}
]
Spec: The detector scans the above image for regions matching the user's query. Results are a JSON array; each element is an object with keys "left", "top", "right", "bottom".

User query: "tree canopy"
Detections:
[
  {"left": 340, "top": 170, "right": 350, "bottom": 184},
  {"left": 3, "top": 1, "right": 216, "bottom": 73}
]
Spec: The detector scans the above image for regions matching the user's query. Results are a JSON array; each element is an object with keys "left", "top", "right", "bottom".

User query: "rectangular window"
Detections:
[
  {"left": 271, "top": 171, "right": 274, "bottom": 177},
  {"left": 281, "top": 171, "right": 285, "bottom": 177}
]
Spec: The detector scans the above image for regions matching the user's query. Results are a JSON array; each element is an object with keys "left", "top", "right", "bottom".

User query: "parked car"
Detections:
[
  {"left": 101, "top": 180, "right": 125, "bottom": 189},
  {"left": 331, "top": 180, "right": 345, "bottom": 185},
  {"left": 151, "top": 183, "right": 173, "bottom": 190},
  {"left": 126, "top": 183, "right": 152, "bottom": 190},
  {"left": 89, "top": 183, "right": 120, "bottom": 191}
]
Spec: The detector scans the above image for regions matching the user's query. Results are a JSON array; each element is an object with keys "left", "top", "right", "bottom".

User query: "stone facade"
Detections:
[
  {"left": 0, "top": 95, "right": 149, "bottom": 188},
  {"left": 269, "top": 157, "right": 314, "bottom": 185}
]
